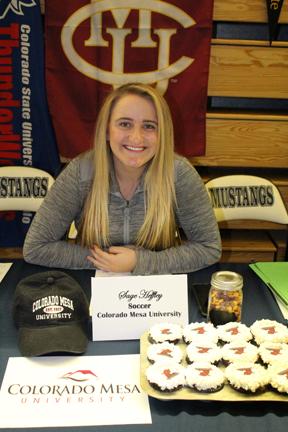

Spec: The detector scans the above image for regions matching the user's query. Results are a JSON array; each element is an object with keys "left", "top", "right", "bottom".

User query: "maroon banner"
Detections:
[{"left": 45, "top": 0, "right": 214, "bottom": 159}]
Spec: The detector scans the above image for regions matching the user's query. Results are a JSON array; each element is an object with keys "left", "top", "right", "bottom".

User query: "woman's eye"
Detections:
[
  {"left": 143, "top": 123, "right": 157, "bottom": 131},
  {"left": 118, "top": 121, "right": 132, "bottom": 128}
]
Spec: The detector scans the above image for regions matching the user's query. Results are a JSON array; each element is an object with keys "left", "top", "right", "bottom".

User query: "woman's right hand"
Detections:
[{"left": 87, "top": 245, "right": 137, "bottom": 273}]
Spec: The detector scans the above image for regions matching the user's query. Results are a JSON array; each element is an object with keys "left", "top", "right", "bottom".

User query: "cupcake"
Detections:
[
  {"left": 225, "top": 362, "right": 269, "bottom": 394},
  {"left": 145, "top": 361, "right": 186, "bottom": 392},
  {"left": 147, "top": 341, "right": 183, "bottom": 364},
  {"left": 185, "top": 361, "right": 225, "bottom": 393},
  {"left": 250, "top": 319, "right": 288, "bottom": 345},
  {"left": 183, "top": 322, "right": 218, "bottom": 344},
  {"left": 217, "top": 322, "right": 252, "bottom": 344},
  {"left": 268, "top": 364, "right": 288, "bottom": 395},
  {"left": 186, "top": 341, "right": 222, "bottom": 365},
  {"left": 258, "top": 342, "right": 288, "bottom": 366},
  {"left": 148, "top": 322, "right": 183, "bottom": 344},
  {"left": 221, "top": 341, "right": 259, "bottom": 365}
]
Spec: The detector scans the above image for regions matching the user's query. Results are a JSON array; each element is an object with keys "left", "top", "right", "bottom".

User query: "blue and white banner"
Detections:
[{"left": 0, "top": 0, "right": 60, "bottom": 247}]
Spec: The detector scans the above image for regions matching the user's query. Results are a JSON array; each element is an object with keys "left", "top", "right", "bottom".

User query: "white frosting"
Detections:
[
  {"left": 147, "top": 342, "right": 183, "bottom": 364},
  {"left": 222, "top": 341, "right": 258, "bottom": 364},
  {"left": 250, "top": 319, "right": 288, "bottom": 345},
  {"left": 146, "top": 362, "right": 186, "bottom": 391},
  {"left": 183, "top": 322, "right": 218, "bottom": 343},
  {"left": 185, "top": 361, "right": 224, "bottom": 391},
  {"left": 225, "top": 362, "right": 269, "bottom": 392},
  {"left": 217, "top": 322, "right": 252, "bottom": 343},
  {"left": 149, "top": 322, "right": 183, "bottom": 343},
  {"left": 268, "top": 364, "right": 288, "bottom": 394},
  {"left": 258, "top": 342, "right": 288, "bottom": 365},
  {"left": 186, "top": 341, "right": 222, "bottom": 364}
]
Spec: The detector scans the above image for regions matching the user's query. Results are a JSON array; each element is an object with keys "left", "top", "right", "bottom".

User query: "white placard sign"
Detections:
[
  {"left": 0, "top": 355, "right": 151, "bottom": 428},
  {"left": 91, "top": 274, "right": 189, "bottom": 340}
]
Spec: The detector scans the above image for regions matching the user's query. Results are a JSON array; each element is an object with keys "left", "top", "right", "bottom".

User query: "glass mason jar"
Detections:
[{"left": 207, "top": 271, "right": 243, "bottom": 326}]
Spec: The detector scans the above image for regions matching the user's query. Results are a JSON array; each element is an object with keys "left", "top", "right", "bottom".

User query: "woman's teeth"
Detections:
[{"left": 125, "top": 145, "right": 144, "bottom": 152}]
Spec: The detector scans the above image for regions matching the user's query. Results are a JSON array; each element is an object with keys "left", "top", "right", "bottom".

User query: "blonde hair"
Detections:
[{"left": 80, "top": 83, "right": 178, "bottom": 250}]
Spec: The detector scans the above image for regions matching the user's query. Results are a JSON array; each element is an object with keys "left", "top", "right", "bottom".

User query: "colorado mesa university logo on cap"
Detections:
[{"left": 61, "top": 0, "right": 195, "bottom": 93}]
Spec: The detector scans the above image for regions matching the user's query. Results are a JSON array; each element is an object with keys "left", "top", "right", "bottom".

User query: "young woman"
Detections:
[{"left": 23, "top": 83, "right": 221, "bottom": 274}]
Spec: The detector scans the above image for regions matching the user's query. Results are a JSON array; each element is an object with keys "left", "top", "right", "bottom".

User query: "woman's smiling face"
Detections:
[{"left": 108, "top": 93, "right": 158, "bottom": 171}]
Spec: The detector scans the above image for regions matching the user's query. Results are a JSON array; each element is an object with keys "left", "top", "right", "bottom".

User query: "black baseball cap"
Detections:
[{"left": 13, "top": 271, "right": 90, "bottom": 356}]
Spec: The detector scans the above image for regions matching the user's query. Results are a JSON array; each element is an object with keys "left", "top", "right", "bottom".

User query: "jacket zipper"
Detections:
[{"left": 123, "top": 201, "right": 130, "bottom": 244}]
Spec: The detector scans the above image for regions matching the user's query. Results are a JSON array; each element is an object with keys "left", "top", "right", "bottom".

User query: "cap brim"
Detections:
[{"left": 18, "top": 324, "right": 88, "bottom": 357}]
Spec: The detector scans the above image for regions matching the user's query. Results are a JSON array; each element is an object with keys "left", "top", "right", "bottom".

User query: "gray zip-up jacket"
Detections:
[{"left": 23, "top": 153, "right": 221, "bottom": 274}]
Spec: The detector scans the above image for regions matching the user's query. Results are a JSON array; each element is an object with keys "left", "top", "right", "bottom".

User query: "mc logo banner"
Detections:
[
  {"left": 45, "top": 0, "right": 214, "bottom": 159},
  {"left": 0, "top": 0, "right": 60, "bottom": 247}
]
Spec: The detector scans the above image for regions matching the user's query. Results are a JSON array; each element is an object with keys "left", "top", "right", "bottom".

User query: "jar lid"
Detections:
[{"left": 211, "top": 271, "right": 243, "bottom": 291}]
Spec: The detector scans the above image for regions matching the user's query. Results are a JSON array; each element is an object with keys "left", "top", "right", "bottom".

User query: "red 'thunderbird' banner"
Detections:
[{"left": 45, "top": 0, "right": 214, "bottom": 159}]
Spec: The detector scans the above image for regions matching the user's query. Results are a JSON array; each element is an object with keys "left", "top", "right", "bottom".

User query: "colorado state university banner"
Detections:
[
  {"left": 45, "top": 0, "right": 214, "bottom": 159},
  {"left": 0, "top": 0, "right": 60, "bottom": 247}
]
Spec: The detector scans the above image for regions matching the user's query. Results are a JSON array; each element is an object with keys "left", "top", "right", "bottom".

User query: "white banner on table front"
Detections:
[
  {"left": 0, "top": 355, "right": 151, "bottom": 428},
  {"left": 91, "top": 274, "right": 189, "bottom": 340}
]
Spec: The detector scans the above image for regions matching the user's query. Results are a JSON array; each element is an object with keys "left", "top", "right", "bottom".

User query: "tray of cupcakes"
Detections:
[{"left": 140, "top": 320, "right": 288, "bottom": 401}]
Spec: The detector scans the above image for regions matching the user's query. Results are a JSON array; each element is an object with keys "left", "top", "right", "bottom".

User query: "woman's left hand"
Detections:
[{"left": 87, "top": 245, "right": 137, "bottom": 273}]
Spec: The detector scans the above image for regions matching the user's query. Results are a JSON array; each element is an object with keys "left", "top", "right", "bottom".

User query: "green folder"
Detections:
[{"left": 249, "top": 262, "right": 288, "bottom": 305}]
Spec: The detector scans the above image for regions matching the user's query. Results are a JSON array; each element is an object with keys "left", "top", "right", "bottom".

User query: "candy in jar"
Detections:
[{"left": 207, "top": 271, "right": 243, "bottom": 326}]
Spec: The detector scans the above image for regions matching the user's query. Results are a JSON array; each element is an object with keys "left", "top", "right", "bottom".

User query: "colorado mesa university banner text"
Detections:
[{"left": 45, "top": 0, "right": 214, "bottom": 159}]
